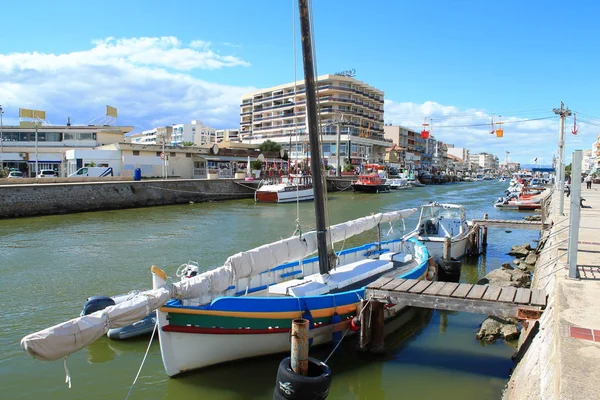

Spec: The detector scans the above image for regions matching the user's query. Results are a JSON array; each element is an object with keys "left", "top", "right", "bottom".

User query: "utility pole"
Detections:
[
  {"left": 34, "top": 123, "right": 39, "bottom": 177},
  {"left": 553, "top": 101, "right": 571, "bottom": 215}
]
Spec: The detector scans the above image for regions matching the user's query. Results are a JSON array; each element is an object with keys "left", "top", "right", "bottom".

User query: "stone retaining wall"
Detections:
[{"left": 0, "top": 179, "right": 255, "bottom": 219}]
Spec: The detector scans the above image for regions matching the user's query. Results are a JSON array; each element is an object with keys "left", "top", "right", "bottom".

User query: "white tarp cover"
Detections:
[{"left": 21, "top": 288, "right": 171, "bottom": 362}]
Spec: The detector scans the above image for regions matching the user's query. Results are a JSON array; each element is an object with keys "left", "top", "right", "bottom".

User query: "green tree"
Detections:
[
  {"left": 250, "top": 160, "right": 264, "bottom": 170},
  {"left": 182, "top": 141, "right": 195, "bottom": 147},
  {"left": 260, "top": 140, "right": 282, "bottom": 153}
]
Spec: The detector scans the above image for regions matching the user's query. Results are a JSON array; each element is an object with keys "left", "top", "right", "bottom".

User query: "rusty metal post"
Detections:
[
  {"left": 369, "top": 301, "right": 385, "bottom": 353},
  {"left": 290, "top": 318, "right": 309, "bottom": 375},
  {"left": 482, "top": 213, "right": 488, "bottom": 248},
  {"left": 443, "top": 236, "right": 452, "bottom": 263}
]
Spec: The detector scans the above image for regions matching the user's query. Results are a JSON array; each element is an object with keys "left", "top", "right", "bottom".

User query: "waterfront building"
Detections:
[
  {"left": 216, "top": 129, "right": 241, "bottom": 143},
  {"left": 591, "top": 136, "right": 600, "bottom": 172},
  {"left": 240, "top": 74, "right": 389, "bottom": 169},
  {"left": 383, "top": 125, "right": 426, "bottom": 172},
  {"left": 447, "top": 146, "right": 470, "bottom": 164},
  {"left": 582, "top": 149, "right": 593, "bottom": 173},
  {"left": 469, "top": 152, "right": 498, "bottom": 173},
  {"left": 0, "top": 121, "right": 133, "bottom": 177},
  {"left": 130, "top": 120, "right": 216, "bottom": 146}
]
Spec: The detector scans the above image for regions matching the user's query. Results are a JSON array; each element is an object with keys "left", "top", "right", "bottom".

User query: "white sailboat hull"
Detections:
[{"left": 158, "top": 303, "right": 410, "bottom": 376}]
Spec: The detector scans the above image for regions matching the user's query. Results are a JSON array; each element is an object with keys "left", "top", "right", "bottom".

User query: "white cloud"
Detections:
[
  {"left": 0, "top": 36, "right": 254, "bottom": 130},
  {"left": 384, "top": 99, "right": 593, "bottom": 164}
]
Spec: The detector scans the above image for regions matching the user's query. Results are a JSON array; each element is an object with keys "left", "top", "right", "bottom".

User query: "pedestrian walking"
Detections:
[{"left": 585, "top": 175, "right": 592, "bottom": 189}]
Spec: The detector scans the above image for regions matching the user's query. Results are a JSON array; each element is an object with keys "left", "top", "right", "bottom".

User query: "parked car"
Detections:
[
  {"left": 7, "top": 171, "right": 24, "bottom": 178},
  {"left": 37, "top": 169, "right": 58, "bottom": 178}
]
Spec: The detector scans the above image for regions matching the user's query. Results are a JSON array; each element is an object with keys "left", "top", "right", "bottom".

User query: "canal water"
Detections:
[{"left": 1, "top": 180, "right": 539, "bottom": 399}]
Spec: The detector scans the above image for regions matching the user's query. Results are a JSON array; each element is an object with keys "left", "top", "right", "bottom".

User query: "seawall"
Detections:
[{"left": 0, "top": 179, "right": 256, "bottom": 219}]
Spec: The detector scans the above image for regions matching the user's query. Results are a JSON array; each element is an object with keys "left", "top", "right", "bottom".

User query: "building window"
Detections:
[
  {"left": 186, "top": 153, "right": 192, "bottom": 158},
  {"left": 156, "top": 152, "right": 162, "bottom": 156},
  {"left": 170, "top": 152, "right": 176, "bottom": 157},
  {"left": 133, "top": 150, "right": 140, "bottom": 156}
]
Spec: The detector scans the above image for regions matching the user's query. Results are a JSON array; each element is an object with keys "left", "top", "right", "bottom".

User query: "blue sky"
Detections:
[{"left": 1, "top": 0, "right": 599, "bottom": 164}]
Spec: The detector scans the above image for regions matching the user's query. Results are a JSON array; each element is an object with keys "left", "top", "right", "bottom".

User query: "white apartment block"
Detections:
[
  {"left": 130, "top": 120, "right": 216, "bottom": 146},
  {"left": 447, "top": 146, "right": 469, "bottom": 162},
  {"left": 469, "top": 152, "right": 498, "bottom": 171},
  {"left": 240, "top": 74, "right": 389, "bottom": 168}
]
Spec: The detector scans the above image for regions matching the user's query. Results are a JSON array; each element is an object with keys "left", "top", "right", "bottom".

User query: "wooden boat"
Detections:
[
  {"left": 255, "top": 175, "right": 314, "bottom": 203},
  {"left": 351, "top": 173, "right": 390, "bottom": 193},
  {"left": 20, "top": 1, "right": 436, "bottom": 379}
]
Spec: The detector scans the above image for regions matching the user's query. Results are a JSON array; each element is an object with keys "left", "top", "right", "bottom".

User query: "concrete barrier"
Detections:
[{"left": 0, "top": 179, "right": 254, "bottom": 219}]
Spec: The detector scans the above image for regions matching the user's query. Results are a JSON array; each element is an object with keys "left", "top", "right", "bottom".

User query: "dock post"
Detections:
[
  {"left": 369, "top": 301, "right": 385, "bottom": 353},
  {"left": 290, "top": 318, "right": 309, "bottom": 375},
  {"left": 568, "top": 150, "right": 582, "bottom": 279},
  {"left": 443, "top": 236, "right": 452, "bottom": 262},
  {"left": 482, "top": 214, "right": 488, "bottom": 249},
  {"left": 358, "top": 300, "right": 370, "bottom": 351}
]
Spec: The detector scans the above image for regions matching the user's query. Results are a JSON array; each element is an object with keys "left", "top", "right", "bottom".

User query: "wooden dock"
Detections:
[
  {"left": 471, "top": 218, "right": 547, "bottom": 230},
  {"left": 365, "top": 277, "right": 547, "bottom": 319}
]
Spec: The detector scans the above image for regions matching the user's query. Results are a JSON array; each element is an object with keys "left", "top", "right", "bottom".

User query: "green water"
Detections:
[{"left": 0, "top": 181, "right": 538, "bottom": 399}]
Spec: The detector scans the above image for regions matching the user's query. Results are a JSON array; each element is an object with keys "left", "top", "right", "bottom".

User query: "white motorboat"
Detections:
[
  {"left": 255, "top": 174, "right": 314, "bottom": 203},
  {"left": 413, "top": 203, "right": 475, "bottom": 267}
]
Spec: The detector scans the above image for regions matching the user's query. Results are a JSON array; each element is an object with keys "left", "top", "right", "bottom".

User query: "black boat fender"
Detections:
[{"left": 274, "top": 356, "right": 332, "bottom": 400}]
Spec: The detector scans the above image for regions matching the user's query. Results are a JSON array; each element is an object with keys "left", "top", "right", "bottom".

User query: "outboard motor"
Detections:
[{"left": 81, "top": 296, "right": 115, "bottom": 316}]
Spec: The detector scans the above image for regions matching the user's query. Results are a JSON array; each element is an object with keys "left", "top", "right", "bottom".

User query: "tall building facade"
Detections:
[
  {"left": 383, "top": 125, "right": 427, "bottom": 171},
  {"left": 240, "top": 74, "right": 389, "bottom": 168}
]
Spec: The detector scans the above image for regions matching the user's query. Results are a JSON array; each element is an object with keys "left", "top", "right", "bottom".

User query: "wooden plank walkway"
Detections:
[
  {"left": 471, "top": 219, "right": 547, "bottom": 230},
  {"left": 366, "top": 278, "right": 547, "bottom": 319}
]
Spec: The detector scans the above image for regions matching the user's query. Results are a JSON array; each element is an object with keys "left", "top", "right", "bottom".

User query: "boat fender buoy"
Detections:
[
  {"left": 274, "top": 356, "right": 332, "bottom": 400},
  {"left": 350, "top": 316, "right": 361, "bottom": 331},
  {"left": 330, "top": 312, "right": 342, "bottom": 346}
]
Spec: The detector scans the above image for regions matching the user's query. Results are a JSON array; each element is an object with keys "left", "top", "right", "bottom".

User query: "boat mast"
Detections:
[{"left": 298, "top": 0, "right": 331, "bottom": 275}]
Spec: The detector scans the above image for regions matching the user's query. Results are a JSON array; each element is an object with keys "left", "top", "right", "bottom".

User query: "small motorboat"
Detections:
[
  {"left": 351, "top": 173, "right": 390, "bottom": 193},
  {"left": 80, "top": 263, "right": 200, "bottom": 340},
  {"left": 494, "top": 195, "right": 541, "bottom": 210},
  {"left": 387, "top": 178, "right": 411, "bottom": 190},
  {"left": 255, "top": 174, "right": 314, "bottom": 203}
]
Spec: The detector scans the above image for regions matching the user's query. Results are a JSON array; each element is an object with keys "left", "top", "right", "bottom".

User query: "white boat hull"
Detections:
[
  {"left": 157, "top": 303, "right": 410, "bottom": 376},
  {"left": 418, "top": 233, "right": 470, "bottom": 261}
]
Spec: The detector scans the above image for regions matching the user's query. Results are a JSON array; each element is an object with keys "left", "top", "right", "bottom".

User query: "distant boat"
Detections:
[
  {"left": 351, "top": 173, "right": 390, "bottom": 193},
  {"left": 255, "top": 174, "right": 314, "bottom": 203}
]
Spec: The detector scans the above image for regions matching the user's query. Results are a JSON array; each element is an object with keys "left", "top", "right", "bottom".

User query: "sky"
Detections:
[{"left": 1, "top": 0, "right": 599, "bottom": 164}]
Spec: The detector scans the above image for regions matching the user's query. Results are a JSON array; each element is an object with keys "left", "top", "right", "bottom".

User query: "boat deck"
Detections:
[{"left": 247, "top": 257, "right": 420, "bottom": 298}]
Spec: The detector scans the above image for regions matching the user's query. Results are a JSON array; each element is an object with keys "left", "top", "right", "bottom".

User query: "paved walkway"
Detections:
[
  {"left": 554, "top": 185, "right": 600, "bottom": 399},
  {"left": 505, "top": 184, "right": 600, "bottom": 399}
]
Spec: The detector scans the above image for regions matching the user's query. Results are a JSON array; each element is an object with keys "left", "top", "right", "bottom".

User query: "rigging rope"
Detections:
[{"left": 125, "top": 319, "right": 159, "bottom": 400}]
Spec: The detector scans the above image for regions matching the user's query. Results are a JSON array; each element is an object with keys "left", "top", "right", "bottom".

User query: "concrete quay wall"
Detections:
[{"left": 0, "top": 179, "right": 255, "bottom": 219}]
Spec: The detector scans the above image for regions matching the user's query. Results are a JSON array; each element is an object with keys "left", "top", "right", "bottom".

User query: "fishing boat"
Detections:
[
  {"left": 20, "top": 0, "right": 435, "bottom": 379},
  {"left": 255, "top": 174, "right": 314, "bottom": 203},
  {"left": 413, "top": 203, "right": 475, "bottom": 265},
  {"left": 351, "top": 173, "right": 390, "bottom": 193}
]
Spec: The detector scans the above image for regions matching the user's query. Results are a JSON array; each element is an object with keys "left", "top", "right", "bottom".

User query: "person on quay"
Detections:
[{"left": 585, "top": 174, "right": 592, "bottom": 189}]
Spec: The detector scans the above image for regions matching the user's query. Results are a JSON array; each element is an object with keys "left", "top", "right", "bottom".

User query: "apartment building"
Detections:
[
  {"left": 383, "top": 125, "right": 427, "bottom": 171},
  {"left": 469, "top": 152, "right": 498, "bottom": 171},
  {"left": 130, "top": 120, "right": 215, "bottom": 146},
  {"left": 216, "top": 129, "right": 241, "bottom": 143},
  {"left": 447, "top": 146, "right": 469, "bottom": 163},
  {"left": 240, "top": 74, "right": 389, "bottom": 168}
]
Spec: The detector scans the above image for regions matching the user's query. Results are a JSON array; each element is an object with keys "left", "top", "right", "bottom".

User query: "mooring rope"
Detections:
[{"left": 125, "top": 318, "right": 159, "bottom": 400}]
